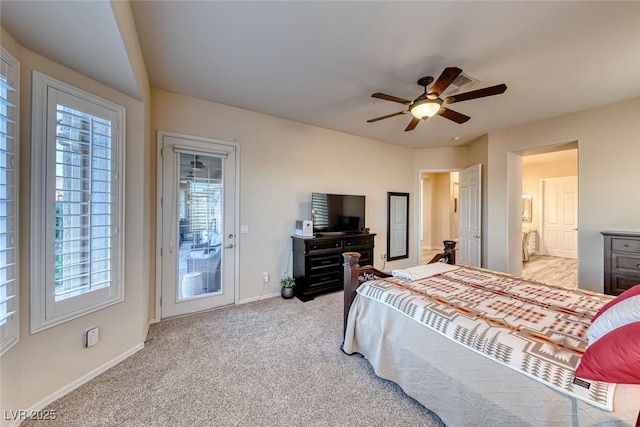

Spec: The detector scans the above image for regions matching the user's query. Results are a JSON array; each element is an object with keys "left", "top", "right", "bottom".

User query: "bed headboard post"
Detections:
[
  {"left": 342, "top": 252, "right": 361, "bottom": 335},
  {"left": 427, "top": 240, "right": 457, "bottom": 265},
  {"left": 443, "top": 240, "right": 456, "bottom": 265}
]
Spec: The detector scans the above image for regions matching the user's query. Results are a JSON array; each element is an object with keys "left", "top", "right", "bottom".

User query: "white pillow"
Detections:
[
  {"left": 391, "top": 263, "right": 459, "bottom": 281},
  {"left": 587, "top": 294, "right": 640, "bottom": 345}
]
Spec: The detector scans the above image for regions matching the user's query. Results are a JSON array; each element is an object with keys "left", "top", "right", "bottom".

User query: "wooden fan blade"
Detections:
[
  {"left": 430, "top": 67, "right": 463, "bottom": 97},
  {"left": 444, "top": 84, "right": 507, "bottom": 104},
  {"left": 404, "top": 117, "right": 421, "bottom": 131},
  {"left": 367, "top": 110, "right": 408, "bottom": 123},
  {"left": 372, "top": 92, "right": 412, "bottom": 105},
  {"left": 438, "top": 107, "right": 470, "bottom": 124}
]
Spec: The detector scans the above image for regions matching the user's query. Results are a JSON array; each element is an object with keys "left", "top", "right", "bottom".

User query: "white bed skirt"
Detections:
[{"left": 343, "top": 293, "right": 640, "bottom": 427}]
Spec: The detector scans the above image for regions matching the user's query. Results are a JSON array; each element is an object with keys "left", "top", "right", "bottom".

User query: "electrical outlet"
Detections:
[
  {"left": 282, "top": 269, "right": 287, "bottom": 278},
  {"left": 263, "top": 271, "right": 270, "bottom": 283},
  {"left": 86, "top": 327, "right": 99, "bottom": 348},
  {"left": 381, "top": 253, "right": 387, "bottom": 260}
]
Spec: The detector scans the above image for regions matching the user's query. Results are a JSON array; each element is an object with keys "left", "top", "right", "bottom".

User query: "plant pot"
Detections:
[{"left": 281, "top": 287, "right": 295, "bottom": 299}]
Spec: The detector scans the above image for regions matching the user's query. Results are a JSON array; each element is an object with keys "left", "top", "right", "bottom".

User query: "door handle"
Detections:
[{"left": 225, "top": 243, "right": 234, "bottom": 249}]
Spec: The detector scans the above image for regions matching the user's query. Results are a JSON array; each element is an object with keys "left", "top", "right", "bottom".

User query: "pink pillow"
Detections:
[
  {"left": 576, "top": 321, "right": 640, "bottom": 384},
  {"left": 592, "top": 284, "right": 640, "bottom": 322}
]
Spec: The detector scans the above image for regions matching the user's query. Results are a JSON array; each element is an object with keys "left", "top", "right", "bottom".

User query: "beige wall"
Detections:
[
  {"left": 150, "top": 88, "right": 415, "bottom": 311},
  {"left": 486, "top": 97, "right": 640, "bottom": 291},
  {"left": 1, "top": 4, "right": 151, "bottom": 421}
]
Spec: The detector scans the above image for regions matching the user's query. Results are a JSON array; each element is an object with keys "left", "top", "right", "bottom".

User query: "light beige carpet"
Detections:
[{"left": 22, "top": 292, "right": 444, "bottom": 427}]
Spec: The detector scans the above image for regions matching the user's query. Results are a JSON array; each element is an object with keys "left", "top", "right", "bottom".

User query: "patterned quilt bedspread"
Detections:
[{"left": 356, "top": 266, "right": 618, "bottom": 410}]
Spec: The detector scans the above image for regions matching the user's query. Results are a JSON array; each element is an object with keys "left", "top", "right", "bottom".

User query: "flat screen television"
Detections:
[{"left": 311, "top": 193, "right": 365, "bottom": 235}]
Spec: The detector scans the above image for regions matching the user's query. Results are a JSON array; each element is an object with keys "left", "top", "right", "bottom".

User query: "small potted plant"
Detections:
[{"left": 280, "top": 276, "right": 296, "bottom": 299}]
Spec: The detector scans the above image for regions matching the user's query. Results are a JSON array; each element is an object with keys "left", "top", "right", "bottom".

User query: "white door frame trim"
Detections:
[{"left": 153, "top": 130, "right": 240, "bottom": 323}]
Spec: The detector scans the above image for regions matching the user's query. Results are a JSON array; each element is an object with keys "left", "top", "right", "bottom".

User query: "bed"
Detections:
[{"left": 341, "top": 251, "right": 640, "bottom": 426}]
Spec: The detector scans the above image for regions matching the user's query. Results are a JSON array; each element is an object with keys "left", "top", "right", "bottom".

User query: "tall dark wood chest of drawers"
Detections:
[
  {"left": 292, "top": 234, "right": 375, "bottom": 301},
  {"left": 602, "top": 231, "right": 640, "bottom": 295}
]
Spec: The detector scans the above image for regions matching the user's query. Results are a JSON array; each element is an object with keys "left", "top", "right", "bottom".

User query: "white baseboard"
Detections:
[
  {"left": 237, "top": 291, "right": 279, "bottom": 305},
  {"left": 9, "top": 343, "right": 145, "bottom": 427}
]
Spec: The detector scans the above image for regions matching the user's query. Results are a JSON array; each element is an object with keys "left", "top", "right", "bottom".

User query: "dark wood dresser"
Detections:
[
  {"left": 292, "top": 234, "right": 375, "bottom": 301},
  {"left": 602, "top": 231, "right": 640, "bottom": 295}
]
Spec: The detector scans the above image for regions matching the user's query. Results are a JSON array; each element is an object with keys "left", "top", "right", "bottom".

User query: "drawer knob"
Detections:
[
  {"left": 624, "top": 244, "right": 630, "bottom": 247},
  {"left": 637, "top": 264, "right": 640, "bottom": 268}
]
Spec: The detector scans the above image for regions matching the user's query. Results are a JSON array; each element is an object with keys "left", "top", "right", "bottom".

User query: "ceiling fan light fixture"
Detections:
[
  {"left": 410, "top": 98, "right": 442, "bottom": 119},
  {"left": 190, "top": 155, "right": 205, "bottom": 171}
]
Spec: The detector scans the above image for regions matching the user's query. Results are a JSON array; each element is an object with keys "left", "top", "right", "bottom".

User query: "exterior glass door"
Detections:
[{"left": 159, "top": 134, "right": 236, "bottom": 318}]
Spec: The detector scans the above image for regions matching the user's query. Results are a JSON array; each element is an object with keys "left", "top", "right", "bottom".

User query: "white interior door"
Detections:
[
  {"left": 158, "top": 133, "right": 237, "bottom": 319},
  {"left": 541, "top": 176, "right": 577, "bottom": 259},
  {"left": 458, "top": 164, "right": 481, "bottom": 266}
]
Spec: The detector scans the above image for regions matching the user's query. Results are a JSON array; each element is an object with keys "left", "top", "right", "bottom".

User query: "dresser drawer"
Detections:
[
  {"left": 307, "top": 239, "right": 342, "bottom": 252},
  {"left": 611, "top": 237, "right": 640, "bottom": 253},
  {"left": 309, "top": 270, "right": 341, "bottom": 288},
  {"left": 611, "top": 253, "right": 640, "bottom": 275},
  {"left": 344, "top": 236, "right": 374, "bottom": 248},
  {"left": 309, "top": 254, "right": 341, "bottom": 270},
  {"left": 610, "top": 274, "right": 640, "bottom": 295}
]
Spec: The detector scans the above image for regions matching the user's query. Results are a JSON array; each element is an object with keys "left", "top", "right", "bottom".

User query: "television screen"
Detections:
[{"left": 311, "top": 193, "right": 365, "bottom": 234}]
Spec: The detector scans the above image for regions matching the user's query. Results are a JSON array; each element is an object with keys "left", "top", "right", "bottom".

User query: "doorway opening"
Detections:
[
  {"left": 520, "top": 147, "right": 578, "bottom": 289},
  {"left": 419, "top": 171, "right": 459, "bottom": 264}
]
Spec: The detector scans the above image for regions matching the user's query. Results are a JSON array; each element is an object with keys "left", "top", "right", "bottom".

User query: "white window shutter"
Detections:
[
  {"left": 0, "top": 47, "right": 19, "bottom": 355},
  {"left": 30, "top": 72, "right": 125, "bottom": 333}
]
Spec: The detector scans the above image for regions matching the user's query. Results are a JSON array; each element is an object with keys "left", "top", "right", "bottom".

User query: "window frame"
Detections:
[
  {"left": 0, "top": 47, "right": 19, "bottom": 355},
  {"left": 30, "top": 71, "right": 125, "bottom": 333}
]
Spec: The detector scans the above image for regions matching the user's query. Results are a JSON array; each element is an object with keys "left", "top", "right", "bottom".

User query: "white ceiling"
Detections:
[
  {"left": 2, "top": 1, "right": 640, "bottom": 148},
  {"left": 0, "top": 0, "right": 140, "bottom": 100}
]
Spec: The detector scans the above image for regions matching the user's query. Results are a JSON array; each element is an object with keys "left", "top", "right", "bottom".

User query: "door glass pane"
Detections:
[{"left": 177, "top": 153, "right": 223, "bottom": 300}]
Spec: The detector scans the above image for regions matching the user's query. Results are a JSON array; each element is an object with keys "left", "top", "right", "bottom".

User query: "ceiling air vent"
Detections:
[{"left": 442, "top": 72, "right": 480, "bottom": 97}]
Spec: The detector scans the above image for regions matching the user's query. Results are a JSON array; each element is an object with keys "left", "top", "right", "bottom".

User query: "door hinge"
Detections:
[
  {"left": 160, "top": 297, "right": 162, "bottom": 306},
  {"left": 160, "top": 147, "right": 164, "bottom": 157},
  {"left": 160, "top": 247, "right": 163, "bottom": 256},
  {"left": 160, "top": 197, "right": 163, "bottom": 207}
]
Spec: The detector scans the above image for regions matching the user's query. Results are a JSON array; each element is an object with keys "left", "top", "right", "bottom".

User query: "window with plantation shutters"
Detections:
[
  {"left": 0, "top": 48, "right": 19, "bottom": 355},
  {"left": 188, "top": 180, "right": 221, "bottom": 236},
  {"left": 311, "top": 192, "right": 329, "bottom": 230},
  {"left": 31, "top": 72, "right": 125, "bottom": 333}
]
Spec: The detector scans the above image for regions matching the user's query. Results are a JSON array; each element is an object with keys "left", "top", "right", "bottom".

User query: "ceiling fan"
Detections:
[{"left": 367, "top": 67, "right": 507, "bottom": 132}]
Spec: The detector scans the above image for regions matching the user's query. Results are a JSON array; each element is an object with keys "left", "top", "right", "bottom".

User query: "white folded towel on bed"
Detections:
[{"left": 391, "top": 263, "right": 459, "bottom": 281}]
